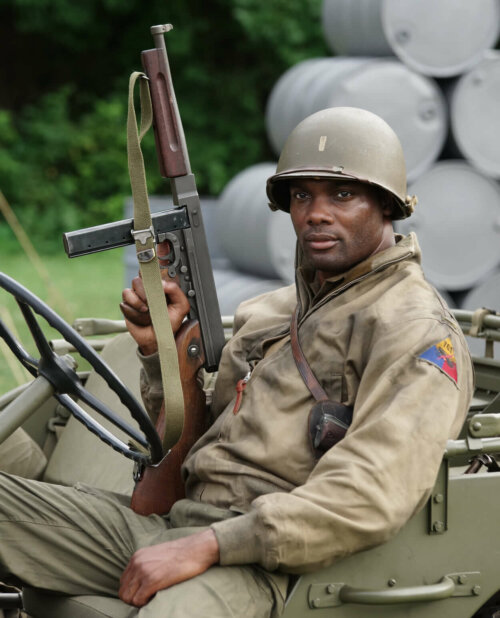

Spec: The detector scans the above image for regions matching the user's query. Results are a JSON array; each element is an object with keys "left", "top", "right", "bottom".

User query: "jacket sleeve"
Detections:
[
  {"left": 137, "top": 350, "right": 164, "bottom": 426},
  {"left": 211, "top": 317, "right": 474, "bottom": 573}
]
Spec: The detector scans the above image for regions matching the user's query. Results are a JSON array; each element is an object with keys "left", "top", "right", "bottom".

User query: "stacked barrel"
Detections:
[{"left": 209, "top": 0, "right": 500, "bottom": 354}]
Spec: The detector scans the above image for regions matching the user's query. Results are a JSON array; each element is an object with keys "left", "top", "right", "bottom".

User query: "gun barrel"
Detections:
[{"left": 63, "top": 208, "right": 190, "bottom": 258}]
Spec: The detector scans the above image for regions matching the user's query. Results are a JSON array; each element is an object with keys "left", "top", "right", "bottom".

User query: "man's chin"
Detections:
[{"left": 303, "top": 253, "right": 347, "bottom": 277}]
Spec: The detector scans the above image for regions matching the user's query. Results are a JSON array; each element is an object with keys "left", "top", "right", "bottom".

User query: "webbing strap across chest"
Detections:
[
  {"left": 290, "top": 305, "right": 353, "bottom": 455},
  {"left": 290, "top": 305, "right": 328, "bottom": 402}
]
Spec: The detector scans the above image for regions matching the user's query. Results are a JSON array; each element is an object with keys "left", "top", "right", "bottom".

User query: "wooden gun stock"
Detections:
[{"left": 130, "top": 319, "right": 208, "bottom": 515}]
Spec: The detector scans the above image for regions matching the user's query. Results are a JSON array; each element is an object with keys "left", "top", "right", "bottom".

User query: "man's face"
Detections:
[{"left": 289, "top": 178, "right": 393, "bottom": 284}]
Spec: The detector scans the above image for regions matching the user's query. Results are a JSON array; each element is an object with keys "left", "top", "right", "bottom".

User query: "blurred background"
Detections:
[{"left": 1, "top": 0, "right": 500, "bottom": 392}]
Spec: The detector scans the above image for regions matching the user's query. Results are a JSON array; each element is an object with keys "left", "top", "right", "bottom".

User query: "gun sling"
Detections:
[{"left": 127, "top": 71, "right": 185, "bottom": 452}]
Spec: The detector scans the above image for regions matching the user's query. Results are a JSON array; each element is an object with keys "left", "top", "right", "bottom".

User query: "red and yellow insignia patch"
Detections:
[{"left": 419, "top": 336, "right": 458, "bottom": 384}]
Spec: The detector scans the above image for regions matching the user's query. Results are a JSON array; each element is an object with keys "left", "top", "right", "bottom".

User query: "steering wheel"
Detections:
[{"left": 0, "top": 272, "right": 163, "bottom": 465}]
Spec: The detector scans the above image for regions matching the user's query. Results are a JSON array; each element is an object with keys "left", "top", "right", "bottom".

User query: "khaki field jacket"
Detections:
[{"left": 140, "top": 233, "right": 474, "bottom": 573}]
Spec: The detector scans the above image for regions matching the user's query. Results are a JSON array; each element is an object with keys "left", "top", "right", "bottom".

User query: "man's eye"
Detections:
[
  {"left": 292, "top": 191, "right": 309, "bottom": 200},
  {"left": 337, "top": 190, "right": 352, "bottom": 199}
]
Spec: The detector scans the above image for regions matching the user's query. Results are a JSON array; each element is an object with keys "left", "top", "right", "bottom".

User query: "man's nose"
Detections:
[{"left": 307, "top": 197, "right": 334, "bottom": 225}]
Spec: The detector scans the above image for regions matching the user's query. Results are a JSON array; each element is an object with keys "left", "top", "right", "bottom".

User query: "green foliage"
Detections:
[
  {"left": 0, "top": 0, "right": 327, "bottom": 251},
  {"left": 232, "top": 0, "right": 327, "bottom": 65},
  {"left": 0, "top": 89, "right": 134, "bottom": 250},
  {"left": 0, "top": 249, "right": 124, "bottom": 393}
]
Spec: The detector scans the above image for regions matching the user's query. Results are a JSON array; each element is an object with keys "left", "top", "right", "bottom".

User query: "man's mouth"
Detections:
[{"left": 304, "top": 233, "right": 339, "bottom": 251}]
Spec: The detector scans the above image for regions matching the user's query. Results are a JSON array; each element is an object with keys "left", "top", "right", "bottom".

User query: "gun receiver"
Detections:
[{"left": 63, "top": 24, "right": 225, "bottom": 373}]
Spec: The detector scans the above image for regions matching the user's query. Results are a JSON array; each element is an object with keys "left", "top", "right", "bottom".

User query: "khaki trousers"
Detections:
[
  {"left": 0, "top": 473, "right": 288, "bottom": 617},
  {"left": 0, "top": 429, "right": 46, "bottom": 480}
]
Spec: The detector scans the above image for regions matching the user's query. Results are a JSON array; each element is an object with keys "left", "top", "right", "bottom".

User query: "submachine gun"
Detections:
[{"left": 63, "top": 25, "right": 226, "bottom": 514}]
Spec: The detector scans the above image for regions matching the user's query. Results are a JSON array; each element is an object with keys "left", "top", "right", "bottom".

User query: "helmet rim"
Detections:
[{"left": 266, "top": 107, "right": 415, "bottom": 220}]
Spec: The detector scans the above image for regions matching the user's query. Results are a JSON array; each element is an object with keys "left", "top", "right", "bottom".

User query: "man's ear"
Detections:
[
  {"left": 382, "top": 205, "right": 393, "bottom": 217},
  {"left": 374, "top": 186, "right": 394, "bottom": 218},
  {"left": 381, "top": 196, "right": 395, "bottom": 218}
]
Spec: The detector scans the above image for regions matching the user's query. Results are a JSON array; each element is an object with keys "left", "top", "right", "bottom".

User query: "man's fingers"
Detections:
[
  {"left": 119, "top": 558, "right": 158, "bottom": 607},
  {"left": 119, "top": 303, "right": 152, "bottom": 327},
  {"left": 122, "top": 286, "right": 149, "bottom": 313},
  {"left": 131, "top": 276, "right": 147, "bottom": 302},
  {"left": 119, "top": 566, "right": 140, "bottom": 605},
  {"left": 129, "top": 276, "right": 190, "bottom": 310},
  {"left": 122, "top": 276, "right": 190, "bottom": 339},
  {"left": 161, "top": 280, "right": 191, "bottom": 313}
]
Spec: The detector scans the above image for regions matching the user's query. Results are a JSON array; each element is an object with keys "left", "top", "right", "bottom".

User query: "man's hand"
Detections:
[
  {"left": 120, "top": 275, "right": 190, "bottom": 356},
  {"left": 119, "top": 529, "right": 220, "bottom": 607}
]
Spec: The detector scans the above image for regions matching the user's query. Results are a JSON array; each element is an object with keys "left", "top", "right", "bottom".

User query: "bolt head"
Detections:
[{"left": 433, "top": 521, "right": 445, "bottom": 533}]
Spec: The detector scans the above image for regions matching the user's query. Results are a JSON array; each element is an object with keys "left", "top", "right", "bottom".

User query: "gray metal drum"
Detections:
[
  {"left": 382, "top": 0, "right": 500, "bottom": 77},
  {"left": 461, "top": 270, "right": 500, "bottom": 357},
  {"left": 397, "top": 161, "right": 500, "bottom": 291},
  {"left": 265, "top": 57, "right": 447, "bottom": 182},
  {"left": 322, "top": 0, "right": 393, "bottom": 56},
  {"left": 450, "top": 54, "right": 500, "bottom": 179},
  {"left": 265, "top": 58, "right": 370, "bottom": 157},
  {"left": 216, "top": 163, "right": 297, "bottom": 284},
  {"left": 213, "top": 269, "right": 285, "bottom": 316},
  {"left": 436, "top": 288, "right": 455, "bottom": 310}
]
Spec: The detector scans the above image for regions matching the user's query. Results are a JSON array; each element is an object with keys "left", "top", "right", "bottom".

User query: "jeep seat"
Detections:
[
  {"left": 41, "top": 332, "right": 140, "bottom": 495},
  {"left": 23, "top": 332, "right": 143, "bottom": 617}
]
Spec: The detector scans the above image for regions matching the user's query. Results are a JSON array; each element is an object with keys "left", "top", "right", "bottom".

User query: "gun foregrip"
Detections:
[{"left": 142, "top": 49, "right": 188, "bottom": 179}]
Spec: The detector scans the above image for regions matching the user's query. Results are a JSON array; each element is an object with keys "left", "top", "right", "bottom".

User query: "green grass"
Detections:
[{"left": 0, "top": 249, "right": 126, "bottom": 394}]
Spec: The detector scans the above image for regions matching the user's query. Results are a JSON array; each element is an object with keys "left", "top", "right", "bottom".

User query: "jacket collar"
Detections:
[{"left": 295, "top": 233, "right": 421, "bottom": 311}]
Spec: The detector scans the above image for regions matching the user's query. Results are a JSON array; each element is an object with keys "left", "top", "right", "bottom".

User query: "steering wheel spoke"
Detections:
[
  {"left": 56, "top": 394, "right": 151, "bottom": 464},
  {"left": 72, "top": 382, "right": 150, "bottom": 449},
  {"left": 0, "top": 272, "right": 163, "bottom": 464},
  {"left": 0, "top": 319, "right": 39, "bottom": 377},
  {"left": 17, "top": 300, "right": 54, "bottom": 360}
]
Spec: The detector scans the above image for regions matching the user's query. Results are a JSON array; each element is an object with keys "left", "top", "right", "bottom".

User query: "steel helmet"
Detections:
[{"left": 266, "top": 107, "right": 416, "bottom": 220}]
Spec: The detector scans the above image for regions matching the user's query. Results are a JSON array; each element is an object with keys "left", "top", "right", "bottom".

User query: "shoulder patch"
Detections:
[{"left": 418, "top": 336, "right": 458, "bottom": 384}]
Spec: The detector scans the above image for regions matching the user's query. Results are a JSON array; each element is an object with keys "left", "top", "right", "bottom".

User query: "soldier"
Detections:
[{"left": 0, "top": 107, "right": 473, "bottom": 617}]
